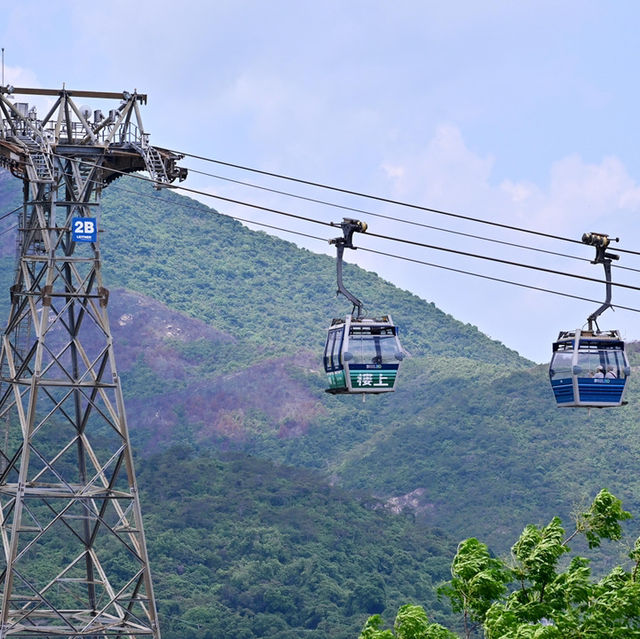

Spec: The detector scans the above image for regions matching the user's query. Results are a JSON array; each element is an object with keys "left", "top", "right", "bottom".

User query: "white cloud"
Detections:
[
  {"left": 381, "top": 125, "right": 640, "bottom": 237},
  {"left": 549, "top": 154, "right": 640, "bottom": 218},
  {"left": 381, "top": 124, "right": 495, "bottom": 209},
  {"left": 382, "top": 164, "right": 405, "bottom": 180}
]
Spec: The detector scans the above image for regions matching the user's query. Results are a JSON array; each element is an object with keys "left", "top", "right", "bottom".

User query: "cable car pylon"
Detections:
[
  {"left": 323, "top": 218, "right": 404, "bottom": 395},
  {"left": 549, "top": 232, "right": 630, "bottom": 408},
  {"left": 0, "top": 85, "right": 186, "bottom": 638}
]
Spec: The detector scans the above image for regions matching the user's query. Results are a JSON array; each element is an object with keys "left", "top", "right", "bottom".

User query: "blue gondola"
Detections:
[
  {"left": 549, "top": 232, "right": 630, "bottom": 408},
  {"left": 550, "top": 329, "right": 630, "bottom": 407},
  {"left": 323, "top": 218, "right": 404, "bottom": 395}
]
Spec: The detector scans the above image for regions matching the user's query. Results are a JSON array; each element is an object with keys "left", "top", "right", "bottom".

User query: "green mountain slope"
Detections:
[
  {"left": 334, "top": 359, "right": 640, "bottom": 551},
  {"left": 139, "top": 448, "right": 457, "bottom": 639},
  {"left": 1, "top": 170, "right": 639, "bottom": 563}
]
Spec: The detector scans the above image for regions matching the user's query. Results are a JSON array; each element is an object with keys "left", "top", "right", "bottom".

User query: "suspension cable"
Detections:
[
  {"left": 175, "top": 150, "right": 587, "bottom": 245},
  {"left": 362, "top": 229, "right": 640, "bottom": 293},
  {"left": 356, "top": 245, "right": 640, "bottom": 315},
  {"left": 8, "top": 159, "right": 640, "bottom": 316},
  {"left": 19, "top": 147, "right": 640, "bottom": 259},
  {"left": 43, "top": 157, "right": 640, "bottom": 294},
  {"left": 114, "top": 186, "right": 640, "bottom": 314},
  {"left": 177, "top": 151, "right": 640, "bottom": 257},
  {"left": 0, "top": 206, "right": 20, "bottom": 222},
  {"left": 185, "top": 165, "right": 640, "bottom": 274},
  {"left": 104, "top": 179, "right": 640, "bottom": 313}
]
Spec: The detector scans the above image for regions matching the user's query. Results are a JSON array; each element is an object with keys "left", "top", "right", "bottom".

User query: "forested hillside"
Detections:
[
  {"left": 1, "top": 169, "right": 639, "bottom": 637},
  {"left": 140, "top": 448, "right": 456, "bottom": 639}
]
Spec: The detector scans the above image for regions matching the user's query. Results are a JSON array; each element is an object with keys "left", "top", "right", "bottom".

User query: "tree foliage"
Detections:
[
  {"left": 440, "top": 538, "right": 511, "bottom": 634},
  {"left": 361, "top": 490, "right": 640, "bottom": 638},
  {"left": 359, "top": 605, "right": 457, "bottom": 639}
]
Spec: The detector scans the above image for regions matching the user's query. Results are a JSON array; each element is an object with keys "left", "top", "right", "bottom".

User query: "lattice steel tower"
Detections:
[{"left": 0, "top": 86, "right": 186, "bottom": 638}]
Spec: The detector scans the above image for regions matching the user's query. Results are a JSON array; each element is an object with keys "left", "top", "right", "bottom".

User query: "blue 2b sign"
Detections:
[{"left": 72, "top": 217, "right": 97, "bottom": 243}]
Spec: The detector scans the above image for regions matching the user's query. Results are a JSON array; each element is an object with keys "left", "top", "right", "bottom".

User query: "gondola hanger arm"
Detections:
[
  {"left": 329, "top": 218, "right": 368, "bottom": 318},
  {"left": 582, "top": 232, "right": 620, "bottom": 332}
]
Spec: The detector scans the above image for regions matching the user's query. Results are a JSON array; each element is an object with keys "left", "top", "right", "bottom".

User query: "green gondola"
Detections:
[{"left": 323, "top": 218, "right": 404, "bottom": 395}]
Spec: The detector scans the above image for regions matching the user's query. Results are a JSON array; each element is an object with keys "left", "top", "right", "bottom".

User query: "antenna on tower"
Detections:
[{"left": 2, "top": 48, "right": 4, "bottom": 86}]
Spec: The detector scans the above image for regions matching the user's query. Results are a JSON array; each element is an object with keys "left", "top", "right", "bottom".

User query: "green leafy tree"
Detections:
[
  {"left": 360, "top": 490, "right": 640, "bottom": 638},
  {"left": 481, "top": 489, "right": 636, "bottom": 638},
  {"left": 359, "top": 604, "right": 457, "bottom": 639},
  {"left": 439, "top": 538, "right": 511, "bottom": 636}
]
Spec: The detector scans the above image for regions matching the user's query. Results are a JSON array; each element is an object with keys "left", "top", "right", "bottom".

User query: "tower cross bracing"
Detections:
[{"left": 0, "top": 86, "right": 186, "bottom": 638}]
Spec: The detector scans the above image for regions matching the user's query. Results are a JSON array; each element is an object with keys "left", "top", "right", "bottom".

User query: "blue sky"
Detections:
[{"left": 3, "top": 1, "right": 640, "bottom": 362}]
